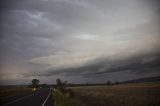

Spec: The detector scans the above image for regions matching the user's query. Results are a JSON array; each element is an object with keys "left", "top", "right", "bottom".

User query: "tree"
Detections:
[
  {"left": 106, "top": 81, "right": 111, "bottom": 85},
  {"left": 56, "top": 78, "right": 63, "bottom": 91},
  {"left": 56, "top": 78, "right": 62, "bottom": 87},
  {"left": 31, "top": 79, "right": 39, "bottom": 89},
  {"left": 55, "top": 78, "right": 74, "bottom": 98},
  {"left": 56, "top": 78, "right": 68, "bottom": 93},
  {"left": 115, "top": 81, "right": 119, "bottom": 85},
  {"left": 63, "top": 81, "right": 67, "bottom": 88}
]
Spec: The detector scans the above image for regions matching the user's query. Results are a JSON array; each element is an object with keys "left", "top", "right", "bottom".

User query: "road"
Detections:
[{"left": 1, "top": 88, "right": 53, "bottom": 106}]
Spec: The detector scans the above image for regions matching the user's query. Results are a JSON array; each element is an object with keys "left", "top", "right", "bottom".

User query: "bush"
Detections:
[{"left": 52, "top": 89, "right": 75, "bottom": 106}]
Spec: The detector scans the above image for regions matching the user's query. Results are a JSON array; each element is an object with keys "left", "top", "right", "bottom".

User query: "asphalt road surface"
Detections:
[{"left": 1, "top": 88, "right": 53, "bottom": 106}]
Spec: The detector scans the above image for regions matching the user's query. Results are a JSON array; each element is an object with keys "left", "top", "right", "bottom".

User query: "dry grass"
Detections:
[
  {"left": 69, "top": 82, "right": 160, "bottom": 106},
  {"left": 0, "top": 87, "right": 32, "bottom": 98}
]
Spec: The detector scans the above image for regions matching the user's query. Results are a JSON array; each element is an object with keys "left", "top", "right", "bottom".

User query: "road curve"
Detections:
[{"left": 2, "top": 88, "right": 53, "bottom": 106}]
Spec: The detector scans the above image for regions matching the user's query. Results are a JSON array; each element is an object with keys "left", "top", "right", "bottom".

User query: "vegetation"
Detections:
[
  {"left": 0, "top": 87, "right": 32, "bottom": 98},
  {"left": 31, "top": 79, "right": 40, "bottom": 91},
  {"left": 52, "top": 78, "right": 160, "bottom": 106},
  {"left": 53, "top": 89, "right": 74, "bottom": 106},
  {"left": 0, "top": 86, "right": 33, "bottom": 105},
  {"left": 0, "top": 79, "right": 39, "bottom": 99},
  {"left": 52, "top": 78, "right": 83, "bottom": 106},
  {"left": 69, "top": 82, "right": 160, "bottom": 106}
]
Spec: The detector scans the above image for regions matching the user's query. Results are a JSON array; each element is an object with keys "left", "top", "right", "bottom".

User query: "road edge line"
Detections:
[
  {"left": 42, "top": 89, "right": 51, "bottom": 106},
  {"left": 2, "top": 90, "right": 41, "bottom": 106}
]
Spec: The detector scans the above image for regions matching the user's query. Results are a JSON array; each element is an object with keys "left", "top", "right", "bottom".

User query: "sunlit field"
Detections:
[{"left": 68, "top": 82, "right": 160, "bottom": 106}]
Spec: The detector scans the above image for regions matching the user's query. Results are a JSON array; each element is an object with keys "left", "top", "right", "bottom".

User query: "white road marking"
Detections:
[
  {"left": 42, "top": 89, "right": 51, "bottom": 106},
  {"left": 2, "top": 90, "right": 41, "bottom": 106}
]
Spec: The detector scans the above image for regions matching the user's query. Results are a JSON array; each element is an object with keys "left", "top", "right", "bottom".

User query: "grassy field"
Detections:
[
  {"left": 66, "top": 82, "right": 160, "bottom": 106},
  {"left": 0, "top": 87, "right": 33, "bottom": 98}
]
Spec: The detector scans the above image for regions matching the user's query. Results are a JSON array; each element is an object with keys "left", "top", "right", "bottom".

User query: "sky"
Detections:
[{"left": 0, "top": 0, "right": 160, "bottom": 85}]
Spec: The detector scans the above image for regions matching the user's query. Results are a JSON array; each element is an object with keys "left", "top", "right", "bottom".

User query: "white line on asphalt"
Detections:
[
  {"left": 42, "top": 89, "right": 51, "bottom": 106},
  {"left": 2, "top": 90, "right": 41, "bottom": 106}
]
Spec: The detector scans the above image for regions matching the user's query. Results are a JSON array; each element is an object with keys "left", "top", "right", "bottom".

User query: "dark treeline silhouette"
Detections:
[
  {"left": 26, "top": 76, "right": 160, "bottom": 88},
  {"left": 66, "top": 76, "right": 160, "bottom": 87},
  {"left": 67, "top": 83, "right": 112, "bottom": 87}
]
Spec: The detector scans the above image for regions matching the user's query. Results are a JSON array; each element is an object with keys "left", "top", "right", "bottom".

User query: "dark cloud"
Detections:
[
  {"left": 0, "top": 0, "right": 160, "bottom": 84},
  {"left": 33, "top": 52, "right": 160, "bottom": 79}
]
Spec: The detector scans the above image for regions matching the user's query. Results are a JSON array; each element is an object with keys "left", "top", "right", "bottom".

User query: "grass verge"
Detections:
[
  {"left": 52, "top": 89, "right": 85, "bottom": 106},
  {"left": 52, "top": 89, "right": 74, "bottom": 106}
]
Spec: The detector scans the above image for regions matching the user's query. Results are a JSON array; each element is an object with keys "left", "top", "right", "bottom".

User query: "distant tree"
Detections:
[
  {"left": 56, "top": 78, "right": 62, "bottom": 87},
  {"left": 63, "top": 81, "right": 67, "bottom": 88},
  {"left": 86, "top": 82, "right": 89, "bottom": 85},
  {"left": 31, "top": 79, "right": 39, "bottom": 88},
  {"left": 56, "top": 78, "right": 63, "bottom": 91},
  {"left": 40, "top": 84, "right": 47, "bottom": 88},
  {"left": 106, "top": 81, "right": 111, "bottom": 85},
  {"left": 115, "top": 81, "right": 119, "bottom": 85}
]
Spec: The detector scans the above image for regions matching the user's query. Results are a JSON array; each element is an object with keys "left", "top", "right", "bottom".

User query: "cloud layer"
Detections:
[{"left": 0, "top": 0, "right": 160, "bottom": 84}]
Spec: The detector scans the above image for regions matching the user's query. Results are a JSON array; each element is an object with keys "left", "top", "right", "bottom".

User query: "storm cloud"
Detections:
[{"left": 0, "top": 0, "right": 160, "bottom": 84}]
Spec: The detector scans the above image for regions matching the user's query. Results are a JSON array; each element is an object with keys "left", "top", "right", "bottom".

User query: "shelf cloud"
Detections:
[{"left": 0, "top": 0, "right": 160, "bottom": 84}]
